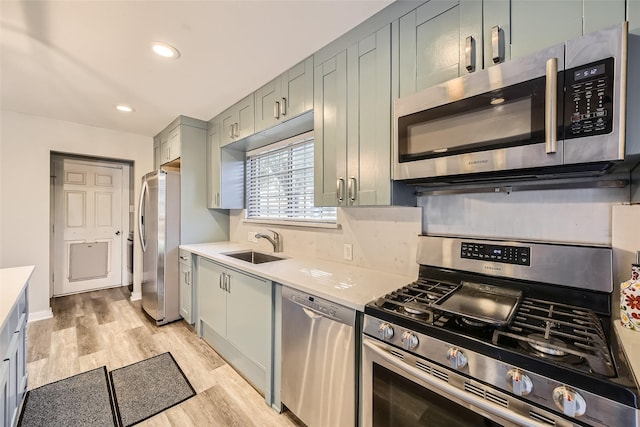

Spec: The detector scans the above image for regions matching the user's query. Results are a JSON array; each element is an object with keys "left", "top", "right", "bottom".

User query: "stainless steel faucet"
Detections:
[{"left": 255, "top": 229, "right": 283, "bottom": 253}]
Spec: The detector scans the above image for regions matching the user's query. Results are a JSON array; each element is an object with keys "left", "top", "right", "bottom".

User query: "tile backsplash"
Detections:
[{"left": 229, "top": 206, "right": 422, "bottom": 278}]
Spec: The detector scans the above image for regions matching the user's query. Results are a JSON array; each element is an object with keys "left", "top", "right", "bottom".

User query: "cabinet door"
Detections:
[
  {"left": 346, "top": 25, "right": 392, "bottom": 206},
  {"left": 314, "top": 52, "right": 348, "bottom": 207},
  {"left": 583, "top": 0, "right": 625, "bottom": 34},
  {"left": 179, "top": 261, "right": 192, "bottom": 323},
  {"left": 197, "top": 258, "right": 227, "bottom": 338},
  {"left": 236, "top": 94, "right": 255, "bottom": 140},
  {"left": 281, "top": 56, "right": 314, "bottom": 121},
  {"left": 207, "top": 119, "right": 222, "bottom": 208},
  {"left": 160, "top": 132, "right": 170, "bottom": 164},
  {"left": 511, "top": 1, "right": 582, "bottom": 59},
  {"left": 220, "top": 107, "right": 237, "bottom": 147},
  {"left": 167, "top": 126, "right": 181, "bottom": 162},
  {"left": 399, "top": 0, "right": 461, "bottom": 97},
  {"left": 153, "top": 137, "right": 161, "bottom": 170},
  {"left": 225, "top": 271, "right": 271, "bottom": 369},
  {"left": 631, "top": 0, "right": 640, "bottom": 35},
  {"left": 5, "top": 332, "right": 18, "bottom": 427},
  {"left": 482, "top": 0, "right": 510, "bottom": 68},
  {"left": 254, "top": 78, "right": 281, "bottom": 132},
  {"left": 1, "top": 360, "right": 8, "bottom": 427}
]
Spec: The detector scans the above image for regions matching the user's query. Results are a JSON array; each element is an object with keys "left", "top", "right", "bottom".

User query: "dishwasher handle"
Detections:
[{"left": 285, "top": 295, "right": 354, "bottom": 326}]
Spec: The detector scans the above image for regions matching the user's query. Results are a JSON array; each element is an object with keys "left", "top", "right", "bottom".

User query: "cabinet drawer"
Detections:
[{"left": 179, "top": 249, "right": 192, "bottom": 267}]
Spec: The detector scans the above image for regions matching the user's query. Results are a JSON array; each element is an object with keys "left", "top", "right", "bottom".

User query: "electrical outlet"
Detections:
[
  {"left": 248, "top": 231, "right": 257, "bottom": 242},
  {"left": 343, "top": 243, "right": 353, "bottom": 261}
]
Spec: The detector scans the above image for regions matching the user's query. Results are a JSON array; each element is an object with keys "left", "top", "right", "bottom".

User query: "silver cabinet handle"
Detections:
[
  {"left": 215, "top": 192, "right": 220, "bottom": 207},
  {"left": 274, "top": 101, "right": 280, "bottom": 119},
  {"left": 186, "top": 271, "right": 190, "bottom": 285},
  {"left": 229, "top": 124, "right": 234, "bottom": 139},
  {"left": 348, "top": 177, "right": 357, "bottom": 203},
  {"left": 491, "top": 25, "right": 504, "bottom": 64},
  {"left": 465, "top": 36, "right": 475, "bottom": 72},
  {"left": 219, "top": 273, "right": 224, "bottom": 290},
  {"left": 280, "top": 97, "right": 287, "bottom": 116},
  {"left": 336, "top": 178, "right": 345, "bottom": 202},
  {"left": 545, "top": 57, "right": 558, "bottom": 154},
  {"left": 234, "top": 123, "right": 239, "bottom": 138},
  {"left": 225, "top": 273, "right": 231, "bottom": 293}
]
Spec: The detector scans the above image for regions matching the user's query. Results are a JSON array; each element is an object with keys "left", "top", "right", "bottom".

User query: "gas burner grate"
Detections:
[
  {"left": 492, "top": 297, "right": 615, "bottom": 377},
  {"left": 373, "top": 278, "right": 457, "bottom": 323}
]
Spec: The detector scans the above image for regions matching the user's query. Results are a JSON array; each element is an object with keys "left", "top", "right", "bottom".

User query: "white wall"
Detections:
[
  {"left": 229, "top": 206, "right": 422, "bottom": 278},
  {"left": 0, "top": 110, "right": 152, "bottom": 319}
]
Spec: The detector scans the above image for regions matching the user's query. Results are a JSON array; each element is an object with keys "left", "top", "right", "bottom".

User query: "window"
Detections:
[{"left": 246, "top": 132, "right": 336, "bottom": 224}]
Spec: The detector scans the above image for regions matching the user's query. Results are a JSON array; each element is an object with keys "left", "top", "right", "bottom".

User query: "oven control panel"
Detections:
[{"left": 460, "top": 242, "right": 530, "bottom": 266}]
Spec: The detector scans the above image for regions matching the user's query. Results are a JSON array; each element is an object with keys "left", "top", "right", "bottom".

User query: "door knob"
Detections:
[{"left": 115, "top": 231, "right": 121, "bottom": 236}]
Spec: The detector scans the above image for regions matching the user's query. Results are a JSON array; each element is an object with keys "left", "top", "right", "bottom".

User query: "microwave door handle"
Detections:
[{"left": 545, "top": 57, "right": 558, "bottom": 154}]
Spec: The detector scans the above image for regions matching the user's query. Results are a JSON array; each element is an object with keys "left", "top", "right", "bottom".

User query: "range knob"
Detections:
[
  {"left": 377, "top": 323, "right": 394, "bottom": 340},
  {"left": 401, "top": 331, "right": 419, "bottom": 351},
  {"left": 552, "top": 386, "right": 587, "bottom": 417},
  {"left": 447, "top": 348, "right": 468, "bottom": 369},
  {"left": 505, "top": 368, "right": 533, "bottom": 396}
]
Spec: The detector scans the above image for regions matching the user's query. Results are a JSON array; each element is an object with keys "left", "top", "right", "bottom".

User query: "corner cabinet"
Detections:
[
  {"left": 315, "top": 24, "right": 395, "bottom": 207},
  {"left": 197, "top": 257, "right": 274, "bottom": 405},
  {"left": 254, "top": 57, "right": 314, "bottom": 132}
]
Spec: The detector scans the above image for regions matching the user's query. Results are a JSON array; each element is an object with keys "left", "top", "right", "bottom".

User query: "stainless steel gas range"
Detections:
[{"left": 362, "top": 235, "right": 638, "bottom": 427}]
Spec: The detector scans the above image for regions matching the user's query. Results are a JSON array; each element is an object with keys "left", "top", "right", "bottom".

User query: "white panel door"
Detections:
[{"left": 54, "top": 160, "right": 123, "bottom": 295}]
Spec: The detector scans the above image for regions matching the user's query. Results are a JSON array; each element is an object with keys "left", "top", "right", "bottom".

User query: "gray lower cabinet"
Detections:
[
  {"left": 1, "top": 283, "right": 28, "bottom": 427},
  {"left": 179, "top": 249, "right": 194, "bottom": 324},
  {"left": 197, "top": 256, "right": 274, "bottom": 406}
]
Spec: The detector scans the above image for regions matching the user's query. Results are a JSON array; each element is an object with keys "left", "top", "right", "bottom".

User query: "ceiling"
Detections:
[{"left": 1, "top": 0, "right": 393, "bottom": 137}]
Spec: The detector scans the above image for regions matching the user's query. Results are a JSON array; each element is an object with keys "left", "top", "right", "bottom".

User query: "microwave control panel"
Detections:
[{"left": 564, "top": 57, "right": 614, "bottom": 139}]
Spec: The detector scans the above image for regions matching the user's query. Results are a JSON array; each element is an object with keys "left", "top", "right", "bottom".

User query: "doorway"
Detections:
[{"left": 51, "top": 154, "right": 132, "bottom": 297}]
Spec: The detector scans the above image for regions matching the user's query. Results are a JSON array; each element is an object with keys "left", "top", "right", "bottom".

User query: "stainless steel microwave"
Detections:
[{"left": 393, "top": 22, "right": 639, "bottom": 184}]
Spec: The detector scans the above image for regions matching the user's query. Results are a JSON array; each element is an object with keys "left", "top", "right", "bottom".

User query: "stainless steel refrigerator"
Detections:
[{"left": 138, "top": 169, "right": 181, "bottom": 325}]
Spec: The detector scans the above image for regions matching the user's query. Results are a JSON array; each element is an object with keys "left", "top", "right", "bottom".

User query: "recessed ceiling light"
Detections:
[
  {"left": 116, "top": 105, "right": 134, "bottom": 113},
  {"left": 151, "top": 42, "right": 180, "bottom": 59}
]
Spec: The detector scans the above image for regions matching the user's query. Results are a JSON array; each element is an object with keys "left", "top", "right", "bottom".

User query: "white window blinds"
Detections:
[{"left": 246, "top": 134, "right": 336, "bottom": 223}]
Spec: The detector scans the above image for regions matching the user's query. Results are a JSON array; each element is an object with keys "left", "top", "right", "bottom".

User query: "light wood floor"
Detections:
[{"left": 26, "top": 286, "right": 304, "bottom": 426}]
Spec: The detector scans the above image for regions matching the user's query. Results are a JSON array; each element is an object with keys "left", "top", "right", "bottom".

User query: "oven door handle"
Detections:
[
  {"left": 545, "top": 57, "right": 558, "bottom": 154},
  {"left": 363, "top": 339, "right": 544, "bottom": 427}
]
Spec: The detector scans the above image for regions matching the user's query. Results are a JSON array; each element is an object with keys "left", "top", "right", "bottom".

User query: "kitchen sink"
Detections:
[{"left": 222, "top": 250, "right": 284, "bottom": 264}]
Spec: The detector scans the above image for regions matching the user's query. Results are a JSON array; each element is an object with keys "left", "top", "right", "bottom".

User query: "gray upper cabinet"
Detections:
[
  {"left": 631, "top": 0, "right": 640, "bottom": 35},
  {"left": 207, "top": 117, "right": 244, "bottom": 209},
  {"left": 315, "top": 24, "right": 393, "bottom": 207},
  {"left": 399, "top": 0, "right": 463, "bottom": 97},
  {"left": 254, "top": 57, "right": 313, "bottom": 133},
  {"left": 220, "top": 93, "right": 254, "bottom": 147},
  {"left": 346, "top": 25, "right": 392, "bottom": 206},
  {"left": 153, "top": 136, "right": 161, "bottom": 170},
  {"left": 314, "top": 51, "right": 348, "bottom": 207},
  {"left": 510, "top": 0, "right": 625, "bottom": 60}
]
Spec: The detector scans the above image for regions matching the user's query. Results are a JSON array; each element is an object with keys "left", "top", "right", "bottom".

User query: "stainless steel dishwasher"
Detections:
[{"left": 281, "top": 286, "right": 356, "bottom": 427}]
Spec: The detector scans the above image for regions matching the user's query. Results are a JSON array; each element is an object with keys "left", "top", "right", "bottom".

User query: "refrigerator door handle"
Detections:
[{"left": 138, "top": 179, "right": 148, "bottom": 252}]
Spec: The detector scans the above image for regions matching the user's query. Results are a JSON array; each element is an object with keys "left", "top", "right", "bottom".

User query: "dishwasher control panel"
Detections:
[{"left": 282, "top": 286, "right": 355, "bottom": 326}]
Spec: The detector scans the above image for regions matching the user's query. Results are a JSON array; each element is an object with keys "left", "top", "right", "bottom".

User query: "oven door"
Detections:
[
  {"left": 393, "top": 43, "right": 565, "bottom": 181},
  {"left": 362, "top": 336, "right": 551, "bottom": 427}
]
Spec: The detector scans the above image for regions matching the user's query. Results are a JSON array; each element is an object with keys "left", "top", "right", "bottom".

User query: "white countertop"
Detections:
[
  {"left": 180, "top": 242, "right": 414, "bottom": 311},
  {"left": 0, "top": 265, "right": 34, "bottom": 330},
  {"left": 614, "top": 322, "right": 640, "bottom": 387}
]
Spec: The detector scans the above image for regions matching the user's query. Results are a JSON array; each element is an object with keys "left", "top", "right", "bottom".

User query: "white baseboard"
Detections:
[
  {"left": 130, "top": 291, "right": 142, "bottom": 301},
  {"left": 28, "top": 308, "right": 53, "bottom": 323}
]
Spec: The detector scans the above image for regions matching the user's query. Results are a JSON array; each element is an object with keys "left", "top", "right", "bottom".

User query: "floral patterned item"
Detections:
[{"left": 621, "top": 278, "right": 640, "bottom": 331}]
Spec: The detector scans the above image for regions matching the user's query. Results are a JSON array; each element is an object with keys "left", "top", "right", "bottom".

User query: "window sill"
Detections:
[{"left": 242, "top": 218, "right": 340, "bottom": 230}]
